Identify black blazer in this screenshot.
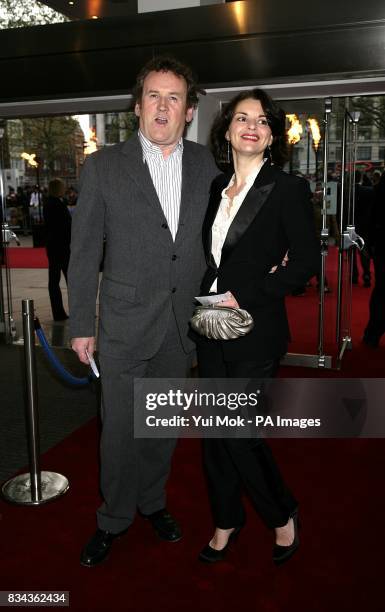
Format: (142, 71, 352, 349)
(43, 196, 72, 254)
(199, 162, 320, 361)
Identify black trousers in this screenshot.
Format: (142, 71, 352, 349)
(364, 250, 385, 341)
(197, 340, 297, 530)
(353, 247, 371, 284)
(46, 248, 70, 320)
(97, 312, 190, 533)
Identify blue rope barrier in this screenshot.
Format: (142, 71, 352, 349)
(34, 319, 95, 386)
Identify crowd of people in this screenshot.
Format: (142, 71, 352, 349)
(4, 183, 78, 229)
(2, 182, 77, 320)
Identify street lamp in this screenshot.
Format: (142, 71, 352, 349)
(21, 151, 43, 223)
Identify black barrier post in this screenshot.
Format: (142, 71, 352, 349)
(1, 299, 69, 505)
(24, 298, 41, 501)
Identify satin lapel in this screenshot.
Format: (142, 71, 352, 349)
(120, 134, 167, 225)
(203, 173, 229, 266)
(221, 174, 276, 264)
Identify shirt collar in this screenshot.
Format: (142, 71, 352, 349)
(222, 158, 267, 198)
(138, 130, 183, 160)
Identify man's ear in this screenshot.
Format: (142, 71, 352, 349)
(185, 106, 194, 124)
(134, 102, 140, 118)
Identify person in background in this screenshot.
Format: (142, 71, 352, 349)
(43, 178, 71, 321)
(16, 186, 29, 233)
(353, 170, 374, 287)
(66, 186, 78, 212)
(363, 171, 385, 347)
(29, 185, 41, 223)
(371, 170, 382, 186)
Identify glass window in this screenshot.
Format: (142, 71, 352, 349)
(358, 128, 372, 141)
(357, 146, 371, 160)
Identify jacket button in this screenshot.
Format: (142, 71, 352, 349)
(171, 288, 176, 293)
(161, 223, 168, 229)
(172, 254, 177, 261)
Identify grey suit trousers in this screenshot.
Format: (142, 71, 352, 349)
(97, 310, 190, 533)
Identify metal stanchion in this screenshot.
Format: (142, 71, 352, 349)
(317, 97, 332, 367)
(1, 299, 69, 505)
(336, 108, 360, 365)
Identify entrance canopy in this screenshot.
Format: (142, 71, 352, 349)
(1, 0, 385, 117)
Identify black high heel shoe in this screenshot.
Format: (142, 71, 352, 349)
(199, 526, 243, 563)
(273, 510, 300, 566)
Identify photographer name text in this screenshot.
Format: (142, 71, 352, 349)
(145, 415, 321, 429)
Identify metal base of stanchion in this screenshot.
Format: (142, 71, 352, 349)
(280, 352, 333, 369)
(1, 471, 69, 505)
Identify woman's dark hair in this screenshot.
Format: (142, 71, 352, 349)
(210, 88, 288, 170)
(132, 55, 200, 110)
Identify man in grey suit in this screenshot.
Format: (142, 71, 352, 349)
(68, 56, 218, 567)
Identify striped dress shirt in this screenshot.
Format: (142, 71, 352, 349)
(138, 130, 183, 241)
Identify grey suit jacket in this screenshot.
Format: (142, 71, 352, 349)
(68, 133, 218, 359)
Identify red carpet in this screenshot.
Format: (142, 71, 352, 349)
(285, 246, 384, 375)
(1, 247, 384, 610)
(4, 247, 48, 268)
(0, 422, 383, 611)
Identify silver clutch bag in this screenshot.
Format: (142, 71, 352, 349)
(190, 305, 254, 340)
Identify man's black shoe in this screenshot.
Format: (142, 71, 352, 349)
(144, 509, 182, 542)
(80, 528, 128, 567)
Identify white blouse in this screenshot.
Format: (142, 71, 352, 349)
(210, 160, 266, 292)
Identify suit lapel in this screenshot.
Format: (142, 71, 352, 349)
(121, 136, 203, 245)
(220, 163, 276, 264)
(203, 173, 229, 267)
(120, 134, 169, 226)
(174, 140, 201, 245)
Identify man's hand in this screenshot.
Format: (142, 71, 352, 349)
(71, 337, 95, 364)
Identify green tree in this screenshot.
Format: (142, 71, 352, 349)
(21, 116, 82, 179)
(106, 113, 138, 145)
(351, 96, 385, 137)
(0, 119, 11, 168)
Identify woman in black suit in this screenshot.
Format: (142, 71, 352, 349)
(197, 89, 320, 565)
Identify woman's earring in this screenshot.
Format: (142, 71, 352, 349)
(268, 144, 274, 165)
(227, 140, 231, 164)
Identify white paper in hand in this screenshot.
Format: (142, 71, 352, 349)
(85, 349, 100, 378)
(194, 291, 232, 306)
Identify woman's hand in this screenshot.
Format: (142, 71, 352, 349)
(269, 251, 289, 273)
(217, 292, 240, 308)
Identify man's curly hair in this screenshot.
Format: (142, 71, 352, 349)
(132, 55, 200, 109)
